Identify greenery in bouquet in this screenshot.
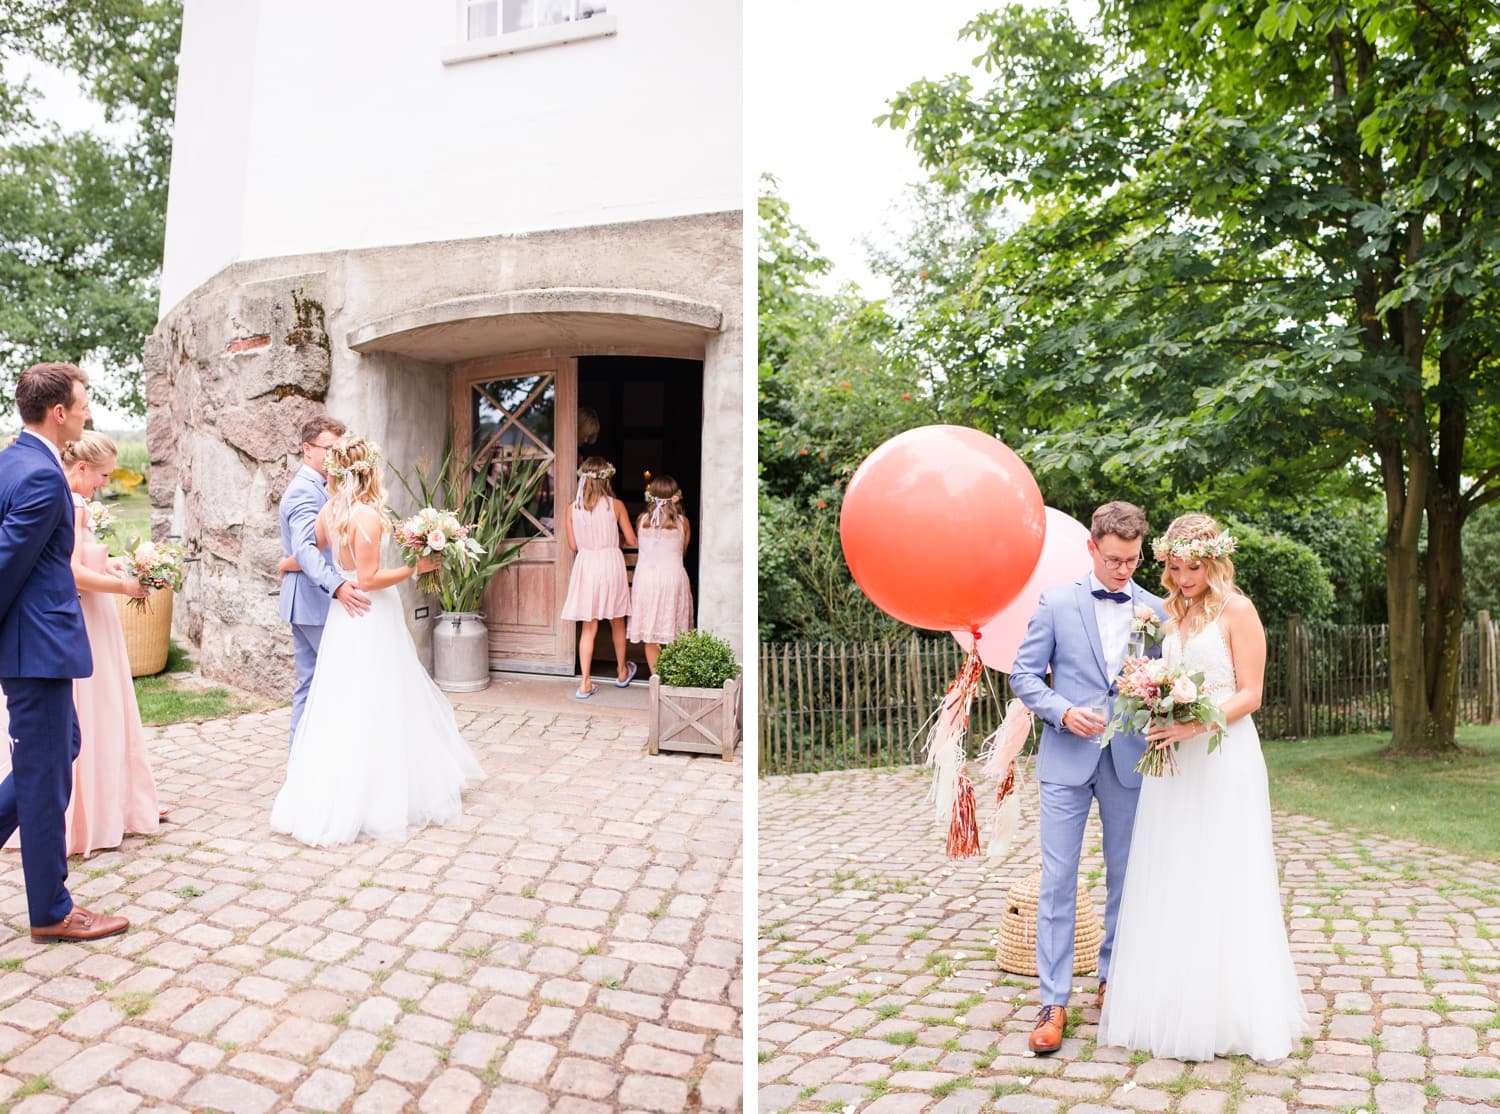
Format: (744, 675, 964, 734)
(1110, 656, 1227, 776)
(86, 499, 116, 540)
(655, 630, 741, 689)
(121, 537, 185, 611)
(390, 443, 548, 615)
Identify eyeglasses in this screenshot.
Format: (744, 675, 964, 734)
(306, 439, 339, 453)
(1101, 554, 1144, 570)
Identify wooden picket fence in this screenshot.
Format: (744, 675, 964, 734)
(758, 614, 1500, 775)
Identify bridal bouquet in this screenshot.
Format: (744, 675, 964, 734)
(392, 506, 483, 594)
(122, 538, 185, 611)
(1110, 657, 1226, 776)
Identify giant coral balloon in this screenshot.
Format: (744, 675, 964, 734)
(839, 425, 1045, 632)
(954, 506, 1093, 673)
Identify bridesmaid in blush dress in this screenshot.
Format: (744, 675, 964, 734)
(60, 432, 163, 854)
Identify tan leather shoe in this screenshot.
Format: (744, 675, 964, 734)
(30, 906, 129, 943)
(1029, 1004, 1066, 1054)
(1097, 981, 1106, 1011)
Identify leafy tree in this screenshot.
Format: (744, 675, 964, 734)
(0, 0, 180, 416)
(758, 179, 939, 639)
(1222, 518, 1334, 629)
(883, 0, 1500, 756)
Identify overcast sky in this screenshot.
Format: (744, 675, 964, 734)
(748, 1, 1098, 297)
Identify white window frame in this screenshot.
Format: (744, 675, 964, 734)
(443, 0, 618, 65)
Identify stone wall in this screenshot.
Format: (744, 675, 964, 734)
(145, 276, 338, 696)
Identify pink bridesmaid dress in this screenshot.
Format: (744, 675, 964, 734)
(560, 499, 631, 620)
(66, 495, 162, 853)
(0, 498, 162, 854)
(627, 524, 694, 644)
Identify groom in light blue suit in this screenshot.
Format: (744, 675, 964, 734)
(278, 416, 369, 747)
(1009, 501, 1165, 1054)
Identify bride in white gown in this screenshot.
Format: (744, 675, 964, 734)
(271, 435, 483, 847)
(1099, 514, 1309, 1062)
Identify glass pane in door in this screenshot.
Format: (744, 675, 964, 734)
(471, 374, 557, 539)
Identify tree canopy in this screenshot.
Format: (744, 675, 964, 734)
(881, 0, 1500, 754)
(0, 0, 180, 417)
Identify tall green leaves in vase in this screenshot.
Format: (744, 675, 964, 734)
(390, 444, 550, 616)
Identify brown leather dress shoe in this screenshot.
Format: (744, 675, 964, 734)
(1097, 981, 1107, 1011)
(1029, 1004, 1066, 1054)
(30, 906, 129, 943)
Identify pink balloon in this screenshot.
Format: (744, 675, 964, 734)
(953, 507, 1093, 673)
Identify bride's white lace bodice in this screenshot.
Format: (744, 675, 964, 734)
(1164, 615, 1237, 704)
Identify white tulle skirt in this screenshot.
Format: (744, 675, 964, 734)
(1099, 715, 1310, 1062)
(271, 582, 483, 847)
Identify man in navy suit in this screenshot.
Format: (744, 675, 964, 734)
(0, 362, 128, 942)
(1009, 501, 1166, 1052)
(278, 416, 369, 747)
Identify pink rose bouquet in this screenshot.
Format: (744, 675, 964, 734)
(122, 538, 185, 611)
(1110, 656, 1226, 776)
(392, 506, 483, 594)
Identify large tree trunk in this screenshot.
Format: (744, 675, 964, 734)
(1384, 529, 1438, 753)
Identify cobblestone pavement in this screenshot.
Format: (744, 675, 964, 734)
(0, 699, 744, 1112)
(758, 767, 1500, 1114)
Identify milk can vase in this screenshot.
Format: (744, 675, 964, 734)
(432, 611, 491, 692)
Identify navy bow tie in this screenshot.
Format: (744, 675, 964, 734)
(1092, 589, 1130, 604)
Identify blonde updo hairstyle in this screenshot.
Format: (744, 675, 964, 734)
(1159, 513, 1240, 635)
(63, 430, 118, 470)
(324, 435, 390, 552)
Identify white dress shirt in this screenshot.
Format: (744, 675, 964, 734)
(1090, 572, 1134, 683)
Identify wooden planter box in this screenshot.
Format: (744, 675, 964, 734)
(647, 675, 741, 761)
(113, 588, 173, 677)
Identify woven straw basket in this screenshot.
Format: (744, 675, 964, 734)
(114, 589, 173, 677)
(995, 867, 1104, 976)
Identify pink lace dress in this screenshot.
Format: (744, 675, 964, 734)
(627, 524, 694, 644)
(560, 499, 631, 621)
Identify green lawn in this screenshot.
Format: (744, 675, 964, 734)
(1262, 725, 1500, 861)
(133, 641, 265, 725)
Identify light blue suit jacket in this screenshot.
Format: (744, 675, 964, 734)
(1009, 576, 1166, 789)
(277, 465, 346, 626)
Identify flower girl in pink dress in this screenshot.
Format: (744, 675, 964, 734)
(561, 457, 638, 698)
(627, 475, 695, 674)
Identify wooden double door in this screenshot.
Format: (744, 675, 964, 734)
(453, 353, 702, 676)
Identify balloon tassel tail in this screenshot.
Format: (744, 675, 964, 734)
(922, 643, 985, 858)
(946, 767, 980, 859)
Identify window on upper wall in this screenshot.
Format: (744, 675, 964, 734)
(445, 0, 616, 63)
(466, 0, 608, 39)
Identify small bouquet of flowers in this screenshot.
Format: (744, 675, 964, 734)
(86, 500, 116, 540)
(1110, 657, 1226, 776)
(392, 506, 483, 594)
(1130, 604, 1163, 652)
(122, 538, 185, 610)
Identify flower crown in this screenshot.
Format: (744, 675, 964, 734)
(578, 464, 615, 481)
(644, 491, 679, 505)
(1152, 533, 1238, 561)
(325, 438, 382, 481)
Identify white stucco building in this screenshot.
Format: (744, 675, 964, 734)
(147, 0, 743, 693)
